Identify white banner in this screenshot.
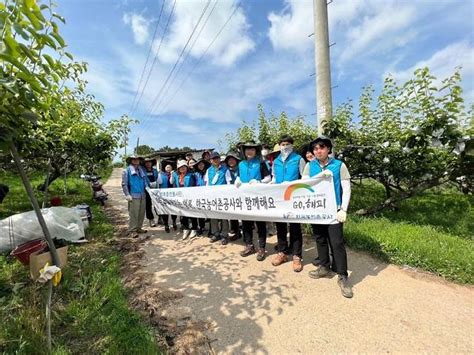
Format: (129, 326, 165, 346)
(148, 175, 338, 224)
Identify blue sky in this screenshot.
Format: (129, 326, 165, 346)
(57, 0, 474, 153)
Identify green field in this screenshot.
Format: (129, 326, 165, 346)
(0, 170, 158, 354)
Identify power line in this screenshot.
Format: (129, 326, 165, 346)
(144, 0, 212, 118)
(156, 4, 239, 116)
(132, 0, 177, 115)
(151, 0, 220, 115)
(129, 0, 166, 114)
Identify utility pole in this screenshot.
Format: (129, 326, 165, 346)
(313, 0, 333, 135)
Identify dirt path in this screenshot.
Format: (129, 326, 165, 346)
(105, 168, 473, 354)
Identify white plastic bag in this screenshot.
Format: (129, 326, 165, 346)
(0, 207, 86, 253)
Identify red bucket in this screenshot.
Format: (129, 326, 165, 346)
(11, 239, 48, 265)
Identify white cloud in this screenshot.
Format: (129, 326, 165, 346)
(340, 2, 417, 62)
(267, 0, 366, 53)
(123, 13, 150, 45)
(157, 0, 254, 66)
(386, 40, 474, 84)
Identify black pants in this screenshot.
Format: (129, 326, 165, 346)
(242, 221, 267, 248)
(145, 191, 156, 220)
(182, 216, 197, 230)
(230, 220, 240, 234)
(162, 214, 177, 227)
(276, 222, 302, 258)
(312, 223, 348, 276)
(198, 218, 206, 230)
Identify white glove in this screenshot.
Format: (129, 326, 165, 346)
(336, 209, 347, 223)
(37, 263, 62, 284)
(321, 170, 333, 178)
(125, 195, 133, 202)
(249, 179, 259, 184)
(235, 180, 242, 188)
(150, 182, 158, 188)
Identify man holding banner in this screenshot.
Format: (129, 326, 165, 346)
(271, 135, 307, 272)
(303, 136, 353, 298)
(235, 142, 272, 261)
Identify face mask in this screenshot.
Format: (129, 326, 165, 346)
(280, 145, 293, 155)
(261, 149, 269, 157)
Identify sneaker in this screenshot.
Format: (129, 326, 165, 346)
(165, 226, 170, 233)
(272, 252, 288, 266)
(149, 219, 156, 228)
(209, 234, 221, 243)
(189, 230, 197, 239)
(312, 256, 322, 267)
(221, 237, 228, 246)
(308, 266, 331, 279)
(240, 245, 256, 257)
(293, 256, 303, 272)
(182, 229, 191, 240)
(256, 248, 266, 261)
(338, 275, 353, 298)
(137, 229, 148, 234)
(229, 232, 241, 241)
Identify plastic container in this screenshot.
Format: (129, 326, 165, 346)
(10, 239, 48, 265)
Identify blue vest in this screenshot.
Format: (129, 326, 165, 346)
(309, 158, 343, 207)
(194, 172, 205, 186)
(172, 172, 195, 187)
(273, 152, 301, 183)
(127, 166, 148, 194)
(207, 165, 228, 186)
(238, 158, 262, 183)
(159, 172, 170, 188)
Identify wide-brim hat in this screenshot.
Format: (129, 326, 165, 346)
(240, 141, 262, 157)
(195, 159, 211, 171)
(210, 151, 221, 160)
(142, 157, 157, 166)
(309, 136, 333, 151)
(266, 144, 281, 160)
(126, 154, 144, 165)
(225, 151, 241, 165)
(160, 159, 176, 171)
(177, 160, 188, 169)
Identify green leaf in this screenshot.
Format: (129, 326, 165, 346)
(43, 53, 55, 68)
(23, 7, 43, 30)
(52, 12, 66, 24)
(0, 53, 32, 75)
(18, 43, 37, 62)
(3, 33, 19, 54)
(25, 0, 36, 8)
(50, 32, 65, 47)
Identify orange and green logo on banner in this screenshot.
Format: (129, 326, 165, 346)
(284, 183, 315, 200)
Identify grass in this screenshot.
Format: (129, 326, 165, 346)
(344, 181, 473, 284)
(0, 168, 159, 354)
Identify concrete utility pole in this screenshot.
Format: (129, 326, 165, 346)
(313, 0, 333, 135)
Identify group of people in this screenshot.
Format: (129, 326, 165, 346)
(121, 135, 353, 298)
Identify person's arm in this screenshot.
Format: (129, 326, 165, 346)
(204, 170, 209, 186)
(156, 172, 162, 186)
(302, 162, 310, 179)
(169, 172, 175, 186)
(122, 169, 133, 201)
(340, 163, 351, 211)
(298, 158, 306, 177)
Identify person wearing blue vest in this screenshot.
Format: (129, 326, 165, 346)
(159, 163, 177, 233)
(122, 154, 150, 238)
(170, 160, 198, 240)
(235, 142, 272, 261)
(143, 158, 159, 228)
(271, 135, 306, 272)
(302, 136, 353, 298)
(193, 159, 210, 235)
(225, 151, 242, 241)
(204, 151, 232, 245)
